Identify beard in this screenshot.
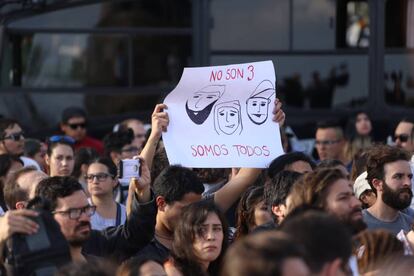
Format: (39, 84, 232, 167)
(382, 181, 413, 210)
(338, 207, 367, 235)
(68, 221, 91, 247)
(185, 101, 217, 125)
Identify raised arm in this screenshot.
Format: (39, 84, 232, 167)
(140, 103, 169, 169)
(214, 168, 261, 211)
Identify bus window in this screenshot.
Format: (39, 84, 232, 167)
(210, 0, 290, 51)
(211, 54, 368, 110)
(384, 0, 414, 107)
(211, 0, 369, 110)
(8, 1, 191, 29)
(293, 0, 336, 50)
(345, 1, 369, 48)
(0, 0, 193, 132)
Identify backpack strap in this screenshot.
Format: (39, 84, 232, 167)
(115, 203, 122, 226)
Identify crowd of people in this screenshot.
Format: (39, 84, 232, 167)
(0, 99, 414, 276)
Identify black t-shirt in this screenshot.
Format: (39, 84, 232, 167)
(134, 238, 170, 263)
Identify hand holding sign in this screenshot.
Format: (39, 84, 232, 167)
(272, 98, 285, 126)
(151, 103, 169, 139)
(162, 60, 284, 168)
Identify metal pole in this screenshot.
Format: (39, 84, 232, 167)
(368, 0, 385, 115)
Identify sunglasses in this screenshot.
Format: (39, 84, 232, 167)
(2, 131, 24, 141)
(49, 135, 76, 144)
(393, 134, 410, 143)
(68, 123, 87, 130)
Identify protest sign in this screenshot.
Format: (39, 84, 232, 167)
(163, 60, 284, 168)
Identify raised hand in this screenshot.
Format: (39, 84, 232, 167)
(129, 156, 151, 204)
(272, 98, 286, 126)
(151, 103, 169, 139)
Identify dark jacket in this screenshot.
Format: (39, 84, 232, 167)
(82, 193, 157, 262)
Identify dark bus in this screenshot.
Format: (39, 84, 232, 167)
(0, 0, 413, 140)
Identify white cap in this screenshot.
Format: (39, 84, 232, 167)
(353, 171, 372, 198)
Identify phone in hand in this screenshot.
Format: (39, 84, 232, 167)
(118, 159, 140, 182)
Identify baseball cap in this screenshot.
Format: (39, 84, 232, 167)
(354, 171, 372, 199)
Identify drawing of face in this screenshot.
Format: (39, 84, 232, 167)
(214, 100, 242, 135)
(186, 85, 224, 125)
(246, 80, 275, 125)
(218, 106, 239, 134)
(246, 97, 270, 125)
(187, 92, 220, 112)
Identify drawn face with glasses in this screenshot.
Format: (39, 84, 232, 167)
(52, 190, 93, 245)
(61, 116, 87, 142)
(86, 162, 117, 197)
(0, 124, 25, 155)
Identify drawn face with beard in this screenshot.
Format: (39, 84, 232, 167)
(186, 86, 224, 125)
(381, 160, 413, 210)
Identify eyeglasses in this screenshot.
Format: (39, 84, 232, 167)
(2, 131, 24, 141)
(134, 134, 146, 139)
(53, 205, 96, 220)
(315, 140, 340, 146)
(85, 173, 114, 182)
(68, 123, 87, 130)
(393, 134, 410, 143)
(49, 135, 76, 144)
(121, 146, 140, 153)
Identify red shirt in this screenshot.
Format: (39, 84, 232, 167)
(74, 136, 104, 155)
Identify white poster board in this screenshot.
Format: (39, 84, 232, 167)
(163, 60, 284, 168)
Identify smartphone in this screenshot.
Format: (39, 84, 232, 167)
(118, 159, 140, 181)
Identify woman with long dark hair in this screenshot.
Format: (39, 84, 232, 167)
(345, 111, 374, 162)
(234, 186, 272, 240)
(164, 200, 229, 276)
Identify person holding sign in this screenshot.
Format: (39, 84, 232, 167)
(133, 97, 285, 263)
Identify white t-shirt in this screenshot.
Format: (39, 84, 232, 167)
(20, 156, 41, 171)
(90, 203, 127, 231)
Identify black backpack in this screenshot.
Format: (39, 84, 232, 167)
(6, 197, 72, 276)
